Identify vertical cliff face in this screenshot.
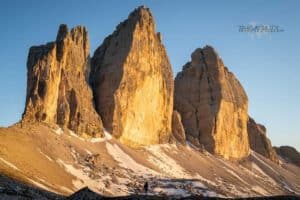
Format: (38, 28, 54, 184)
(171, 110, 186, 145)
(23, 24, 103, 137)
(174, 46, 250, 159)
(90, 6, 174, 147)
(248, 117, 279, 163)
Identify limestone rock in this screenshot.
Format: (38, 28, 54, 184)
(171, 111, 186, 145)
(274, 146, 300, 167)
(23, 24, 103, 137)
(90, 6, 174, 146)
(247, 117, 279, 163)
(174, 46, 250, 159)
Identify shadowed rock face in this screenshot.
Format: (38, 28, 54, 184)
(90, 6, 174, 146)
(247, 117, 279, 163)
(275, 146, 300, 167)
(23, 24, 103, 137)
(171, 110, 186, 145)
(174, 46, 250, 159)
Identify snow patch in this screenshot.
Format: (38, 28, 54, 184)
(85, 149, 92, 155)
(186, 142, 200, 151)
(251, 151, 278, 175)
(106, 142, 156, 175)
(69, 130, 85, 141)
(194, 174, 217, 187)
(153, 187, 189, 197)
(282, 180, 299, 195)
(57, 157, 130, 195)
(104, 130, 112, 140)
(224, 167, 248, 186)
(59, 186, 74, 194)
(149, 179, 219, 197)
(251, 185, 269, 195)
(37, 148, 53, 162)
(57, 159, 104, 191)
(0, 157, 19, 171)
(146, 145, 188, 177)
(90, 130, 112, 143)
(27, 178, 54, 192)
(251, 163, 268, 176)
(90, 137, 105, 143)
(54, 127, 63, 135)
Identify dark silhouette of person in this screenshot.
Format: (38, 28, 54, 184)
(143, 181, 149, 193)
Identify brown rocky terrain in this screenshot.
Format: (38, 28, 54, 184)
(174, 46, 250, 159)
(22, 24, 103, 137)
(275, 146, 300, 167)
(90, 6, 173, 147)
(0, 124, 299, 198)
(247, 117, 279, 163)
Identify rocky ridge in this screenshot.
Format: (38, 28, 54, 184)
(275, 146, 300, 167)
(247, 117, 279, 163)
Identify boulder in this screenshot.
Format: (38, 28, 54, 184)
(174, 46, 250, 159)
(90, 6, 173, 146)
(23, 24, 103, 137)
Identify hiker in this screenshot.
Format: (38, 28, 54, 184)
(143, 181, 149, 193)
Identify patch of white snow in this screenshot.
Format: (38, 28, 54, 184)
(37, 148, 53, 162)
(54, 128, 63, 135)
(106, 142, 156, 175)
(0, 157, 19, 171)
(146, 145, 188, 177)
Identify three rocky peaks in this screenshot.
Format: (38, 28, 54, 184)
(22, 6, 278, 161)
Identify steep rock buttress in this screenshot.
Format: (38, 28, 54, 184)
(248, 117, 279, 163)
(23, 24, 103, 137)
(174, 46, 250, 159)
(90, 6, 173, 146)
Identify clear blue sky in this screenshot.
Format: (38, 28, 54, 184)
(0, 0, 299, 150)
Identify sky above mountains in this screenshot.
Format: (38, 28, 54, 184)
(0, 0, 299, 150)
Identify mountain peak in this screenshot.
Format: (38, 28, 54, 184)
(175, 46, 249, 159)
(56, 24, 69, 41)
(125, 6, 155, 30)
(90, 6, 173, 147)
(129, 5, 152, 18)
(22, 24, 103, 137)
(191, 45, 220, 66)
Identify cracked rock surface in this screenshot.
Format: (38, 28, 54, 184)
(23, 24, 103, 137)
(174, 46, 250, 159)
(90, 6, 173, 146)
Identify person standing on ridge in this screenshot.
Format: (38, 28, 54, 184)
(143, 181, 149, 194)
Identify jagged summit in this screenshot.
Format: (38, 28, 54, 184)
(129, 5, 153, 18)
(126, 5, 155, 28)
(89, 7, 156, 88)
(56, 24, 69, 41)
(90, 6, 173, 147)
(190, 45, 220, 62)
(23, 24, 103, 137)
